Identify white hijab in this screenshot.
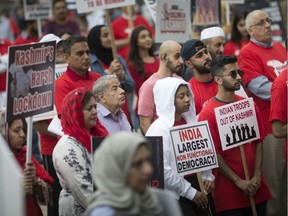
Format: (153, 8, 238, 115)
(86, 132, 162, 216)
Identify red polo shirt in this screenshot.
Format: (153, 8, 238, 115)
(55, 67, 101, 115)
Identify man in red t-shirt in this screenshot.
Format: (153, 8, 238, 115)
(238, 10, 287, 216)
(199, 55, 271, 214)
(181, 39, 216, 115)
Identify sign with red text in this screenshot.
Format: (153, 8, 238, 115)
(23, 0, 52, 20)
(170, 121, 218, 176)
(192, 0, 220, 26)
(214, 98, 260, 151)
(155, 0, 191, 43)
(75, 0, 135, 14)
(6, 41, 56, 122)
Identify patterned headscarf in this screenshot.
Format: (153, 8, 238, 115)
(61, 87, 109, 153)
(85, 132, 162, 216)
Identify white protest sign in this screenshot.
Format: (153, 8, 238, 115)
(143, 0, 157, 23)
(214, 98, 260, 151)
(155, 0, 191, 43)
(75, 0, 135, 14)
(170, 121, 218, 176)
(23, 0, 52, 20)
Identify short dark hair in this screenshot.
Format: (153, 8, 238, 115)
(62, 35, 87, 55)
(53, 0, 66, 8)
(210, 55, 238, 77)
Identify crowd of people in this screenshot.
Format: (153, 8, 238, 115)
(0, 0, 287, 216)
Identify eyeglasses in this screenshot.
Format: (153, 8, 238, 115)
(249, 18, 272, 28)
(218, 70, 243, 79)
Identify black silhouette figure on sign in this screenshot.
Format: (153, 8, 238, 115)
(251, 126, 256, 138)
(230, 126, 236, 143)
(245, 123, 251, 138)
(236, 125, 242, 141)
(225, 134, 231, 145)
(240, 124, 246, 140)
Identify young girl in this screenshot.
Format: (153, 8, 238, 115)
(146, 77, 215, 216)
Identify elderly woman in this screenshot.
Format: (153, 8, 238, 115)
(86, 132, 162, 216)
(0, 109, 53, 216)
(53, 87, 109, 216)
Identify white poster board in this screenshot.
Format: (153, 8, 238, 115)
(155, 0, 191, 43)
(170, 121, 218, 176)
(75, 0, 135, 14)
(214, 98, 260, 151)
(0, 135, 24, 216)
(23, 0, 52, 20)
(143, 0, 157, 23)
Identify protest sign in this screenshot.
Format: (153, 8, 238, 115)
(6, 41, 56, 122)
(214, 97, 260, 151)
(23, 0, 52, 20)
(32, 63, 68, 123)
(155, 0, 191, 43)
(192, 0, 220, 26)
(92, 136, 164, 189)
(143, 0, 157, 24)
(75, 0, 135, 13)
(169, 121, 218, 176)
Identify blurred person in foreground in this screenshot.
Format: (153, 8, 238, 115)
(85, 132, 162, 216)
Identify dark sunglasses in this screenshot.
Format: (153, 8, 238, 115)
(218, 70, 243, 79)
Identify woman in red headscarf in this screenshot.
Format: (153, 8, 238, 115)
(52, 87, 108, 216)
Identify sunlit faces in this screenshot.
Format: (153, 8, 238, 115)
(137, 29, 153, 50)
(189, 47, 212, 74)
(165, 44, 184, 74)
(175, 85, 190, 115)
(127, 145, 153, 193)
(8, 119, 26, 153)
(66, 42, 90, 75)
(248, 12, 272, 44)
(100, 26, 112, 49)
(219, 63, 242, 92)
(206, 37, 225, 59)
(237, 18, 249, 38)
(83, 96, 97, 130)
(102, 78, 125, 112)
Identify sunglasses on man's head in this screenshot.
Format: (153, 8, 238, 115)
(218, 70, 243, 79)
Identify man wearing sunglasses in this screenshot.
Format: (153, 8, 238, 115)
(198, 55, 271, 215)
(238, 10, 287, 216)
(181, 39, 247, 115)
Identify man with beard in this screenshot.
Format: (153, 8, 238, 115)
(201, 27, 225, 59)
(198, 55, 271, 215)
(43, 0, 80, 36)
(138, 40, 183, 134)
(181, 39, 215, 114)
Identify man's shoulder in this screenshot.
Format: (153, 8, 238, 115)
(89, 71, 102, 80)
(141, 73, 159, 88)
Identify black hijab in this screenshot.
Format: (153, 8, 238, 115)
(87, 25, 114, 66)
